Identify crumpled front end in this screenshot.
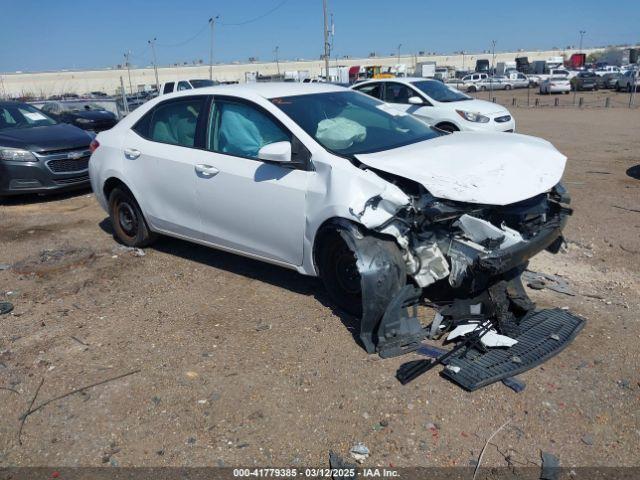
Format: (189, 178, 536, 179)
(348, 177, 574, 360)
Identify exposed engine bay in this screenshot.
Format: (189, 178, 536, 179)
(335, 173, 582, 389)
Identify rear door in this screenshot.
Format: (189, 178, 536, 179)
(123, 95, 209, 236)
(194, 96, 309, 265)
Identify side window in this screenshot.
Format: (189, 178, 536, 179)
(177, 81, 192, 91)
(162, 82, 175, 94)
(384, 83, 415, 104)
(354, 83, 382, 99)
(208, 99, 290, 159)
(133, 97, 205, 148)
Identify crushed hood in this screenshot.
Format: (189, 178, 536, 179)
(355, 132, 567, 206)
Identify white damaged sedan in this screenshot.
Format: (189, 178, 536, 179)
(89, 83, 574, 360)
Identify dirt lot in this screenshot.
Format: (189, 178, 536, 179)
(1, 95, 639, 470)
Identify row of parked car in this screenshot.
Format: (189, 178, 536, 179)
(446, 65, 639, 95)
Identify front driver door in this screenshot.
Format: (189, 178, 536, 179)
(194, 96, 309, 266)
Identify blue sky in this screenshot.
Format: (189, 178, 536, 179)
(1, 0, 638, 72)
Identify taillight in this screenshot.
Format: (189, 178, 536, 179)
(89, 139, 100, 153)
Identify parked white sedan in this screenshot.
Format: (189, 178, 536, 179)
(539, 76, 571, 94)
(351, 78, 515, 133)
(88, 83, 570, 355)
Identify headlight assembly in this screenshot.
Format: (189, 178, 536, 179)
(456, 110, 490, 123)
(0, 148, 37, 162)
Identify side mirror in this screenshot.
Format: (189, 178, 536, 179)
(257, 141, 292, 163)
(408, 96, 424, 105)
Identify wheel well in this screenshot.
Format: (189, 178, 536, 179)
(312, 217, 403, 275)
(103, 177, 131, 200)
(435, 122, 459, 132)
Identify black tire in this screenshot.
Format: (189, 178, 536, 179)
(316, 231, 406, 317)
(505, 84, 512, 90)
(108, 187, 157, 247)
(468, 86, 477, 93)
(628, 84, 632, 93)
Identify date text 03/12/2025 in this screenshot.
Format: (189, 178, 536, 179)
(232, 468, 400, 477)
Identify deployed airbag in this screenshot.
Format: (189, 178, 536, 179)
(316, 117, 366, 150)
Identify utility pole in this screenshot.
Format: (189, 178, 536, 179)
(209, 16, 219, 81)
(573, 31, 585, 105)
(274, 46, 280, 76)
(397, 43, 402, 64)
(490, 40, 496, 99)
(124, 51, 134, 96)
(148, 38, 160, 92)
(323, 0, 330, 82)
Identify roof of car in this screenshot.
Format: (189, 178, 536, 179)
(190, 82, 347, 99)
(356, 77, 437, 85)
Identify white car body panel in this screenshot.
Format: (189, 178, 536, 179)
(89, 83, 566, 279)
(352, 78, 515, 133)
(355, 132, 567, 206)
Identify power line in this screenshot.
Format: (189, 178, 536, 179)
(156, 22, 210, 48)
(221, 0, 289, 26)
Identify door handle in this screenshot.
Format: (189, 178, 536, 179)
(195, 164, 219, 177)
(124, 148, 141, 160)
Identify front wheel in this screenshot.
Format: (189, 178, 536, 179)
(505, 84, 512, 90)
(108, 187, 157, 247)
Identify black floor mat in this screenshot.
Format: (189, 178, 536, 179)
(441, 308, 585, 391)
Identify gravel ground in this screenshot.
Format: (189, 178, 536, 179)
(0, 99, 639, 470)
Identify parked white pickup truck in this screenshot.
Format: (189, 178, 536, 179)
(159, 79, 218, 95)
(446, 72, 489, 91)
(528, 69, 575, 86)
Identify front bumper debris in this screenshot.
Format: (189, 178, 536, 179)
(441, 308, 585, 391)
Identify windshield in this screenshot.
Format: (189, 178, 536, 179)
(271, 91, 441, 156)
(0, 103, 57, 131)
(189, 79, 217, 88)
(411, 80, 471, 103)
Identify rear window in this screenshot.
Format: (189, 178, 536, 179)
(133, 97, 206, 148)
(162, 82, 175, 94)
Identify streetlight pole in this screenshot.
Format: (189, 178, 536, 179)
(274, 46, 280, 76)
(148, 38, 159, 92)
(573, 31, 585, 105)
(124, 51, 134, 96)
(322, 0, 330, 82)
(209, 16, 219, 81)
(490, 40, 496, 99)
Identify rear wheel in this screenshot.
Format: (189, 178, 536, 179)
(108, 187, 157, 247)
(505, 84, 512, 90)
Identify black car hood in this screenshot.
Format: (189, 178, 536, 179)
(0, 123, 92, 152)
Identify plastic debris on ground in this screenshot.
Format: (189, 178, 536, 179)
(447, 322, 518, 348)
(501, 376, 526, 393)
(349, 443, 370, 463)
(328, 451, 357, 480)
(0, 264, 10, 271)
(540, 451, 560, 480)
(522, 270, 574, 296)
(0, 302, 14, 316)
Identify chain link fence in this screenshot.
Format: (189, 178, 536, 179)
(469, 87, 639, 109)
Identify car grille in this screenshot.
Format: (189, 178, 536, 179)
(53, 174, 89, 185)
(48, 157, 90, 173)
(494, 115, 512, 123)
(33, 148, 91, 174)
